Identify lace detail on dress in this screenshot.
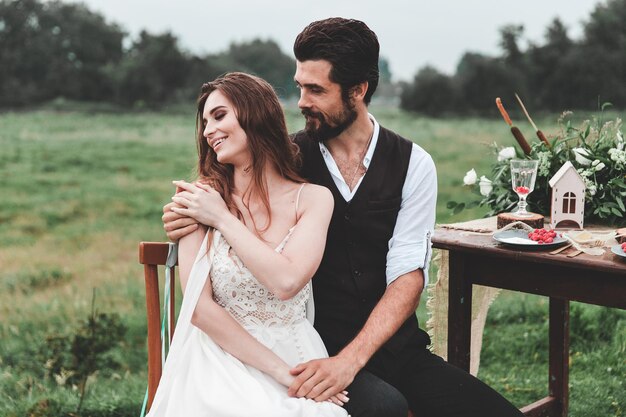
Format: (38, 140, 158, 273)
(210, 233, 310, 349)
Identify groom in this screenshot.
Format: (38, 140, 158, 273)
(164, 17, 523, 417)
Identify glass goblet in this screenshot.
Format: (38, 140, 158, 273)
(510, 159, 538, 218)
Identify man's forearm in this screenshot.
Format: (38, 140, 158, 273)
(337, 270, 424, 369)
(286, 271, 424, 401)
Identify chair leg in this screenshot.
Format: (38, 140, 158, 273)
(144, 264, 162, 410)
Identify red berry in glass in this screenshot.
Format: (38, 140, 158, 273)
(510, 160, 538, 218)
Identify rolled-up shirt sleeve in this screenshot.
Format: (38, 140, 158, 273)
(385, 143, 437, 286)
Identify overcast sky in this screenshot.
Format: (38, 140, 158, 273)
(64, 0, 601, 81)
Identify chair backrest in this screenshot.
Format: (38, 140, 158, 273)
(139, 242, 178, 411)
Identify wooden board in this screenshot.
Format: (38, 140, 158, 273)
(497, 212, 544, 229)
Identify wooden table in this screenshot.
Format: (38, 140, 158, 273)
(432, 228, 626, 417)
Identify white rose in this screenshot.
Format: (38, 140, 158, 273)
(588, 184, 597, 196)
(591, 159, 606, 171)
(463, 169, 477, 185)
(478, 176, 493, 196)
(572, 148, 592, 166)
(497, 147, 516, 162)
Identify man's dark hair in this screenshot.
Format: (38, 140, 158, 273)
(293, 17, 380, 105)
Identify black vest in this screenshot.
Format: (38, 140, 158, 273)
(294, 127, 430, 362)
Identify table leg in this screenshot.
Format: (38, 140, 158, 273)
(549, 297, 569, 417)
(447, 251, 472, 372)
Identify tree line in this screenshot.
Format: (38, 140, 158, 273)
(1, 0, 624, 112)
(400, 0, 626, 115)
(0, 0, 397, 109)
(0, 0, 300, 108)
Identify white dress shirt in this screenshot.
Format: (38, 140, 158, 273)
(318, 114, 437, 286)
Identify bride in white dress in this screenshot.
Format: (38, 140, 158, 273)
(148, 72, 349, 417)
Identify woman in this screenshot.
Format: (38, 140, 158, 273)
(147, 73, 349, 417)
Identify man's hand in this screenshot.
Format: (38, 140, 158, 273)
(170, 180, 231, 228)
(287, 355, 359, 402)
(287, 271, 424, 403)
(162, 201, 198, 242)
(272, 361, 350, 406)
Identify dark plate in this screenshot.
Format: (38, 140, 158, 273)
(493, 229, 568, 248)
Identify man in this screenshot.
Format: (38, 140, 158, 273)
(164, 17, 523, 417)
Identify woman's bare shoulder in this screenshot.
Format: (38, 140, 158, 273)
(297, 183, 333, 211)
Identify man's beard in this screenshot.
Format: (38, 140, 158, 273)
(301, 97, 357, 142)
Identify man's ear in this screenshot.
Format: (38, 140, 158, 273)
(350, 81, 369, 101)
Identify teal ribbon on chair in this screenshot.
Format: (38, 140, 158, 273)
(162, 243, 178, 365)
(139, 242, 178, 417)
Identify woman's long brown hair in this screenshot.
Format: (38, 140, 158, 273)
(196, 72, 304, 237)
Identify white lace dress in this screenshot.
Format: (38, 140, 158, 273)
(146, 229, 349, 417)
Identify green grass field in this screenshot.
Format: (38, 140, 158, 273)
(0, 107, 624, 416)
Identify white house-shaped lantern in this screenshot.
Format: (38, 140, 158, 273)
(548, 161, 586, 229)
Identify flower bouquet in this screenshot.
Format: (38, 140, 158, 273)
(449, 101, 626, 227)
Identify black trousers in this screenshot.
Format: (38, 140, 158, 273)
(342, 340, 524, 417)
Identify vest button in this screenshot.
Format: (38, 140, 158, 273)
(353, 270, 361, 276)
(344, 214, 350, 221)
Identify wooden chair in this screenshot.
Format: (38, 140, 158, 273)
(139, 241, 177, 411)
(139, 241, 416, 417)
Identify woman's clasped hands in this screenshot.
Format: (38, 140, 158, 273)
(170, 180, 230, 228)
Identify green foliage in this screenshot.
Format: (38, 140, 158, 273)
(456, 53, 525, 115)
(41, 290, 127, 412)
(400, 66, 458, 116)
(0, 0, 299, 109)
(451, 110, 626, 226)
(1, 267, 72, 293)
(570, 303, 626, 350)
(526, 18, 575, 110)
(400, 0, 626, 114)
(222, 39, 297, 98)
(0, 0, 125, 106)
(378, 57, 392, 84)
(499, 24, 525, 66)
(26, 399, 65, 417)
(116, 31, 190, 106)
(480, 293, 626, 415)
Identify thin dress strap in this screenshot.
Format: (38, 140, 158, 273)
(294, 183, 306, 222)
(274, 184, 307, 253)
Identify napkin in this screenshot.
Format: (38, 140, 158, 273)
(562, 230, 615, 256)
